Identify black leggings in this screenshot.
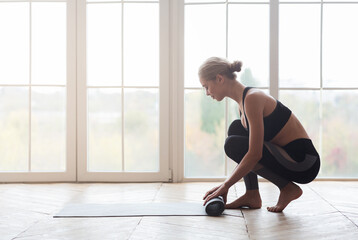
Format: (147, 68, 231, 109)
(225, 119, 320, 190)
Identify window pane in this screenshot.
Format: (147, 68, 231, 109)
(322, 90, 358, 177)
(88, 88, 122, 172)
(31, 3, 66, 85)
(323, 5, 358, 88)
(279, 90, 320, 153)
(279, 4, 320, 88)
(185, 4, 226, 88)
(124, 89, 159, 172)
(123, 3, 159, 87)
(0, 3, 29, 85)
(0, 87, 29, 172)
(31, 87, 66, 172)
(185, 90, 225, 177)
(87, 4, 122, 86)
(228, 4, 269, 87)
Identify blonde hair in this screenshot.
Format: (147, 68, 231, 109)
(198, 57, 242, 81)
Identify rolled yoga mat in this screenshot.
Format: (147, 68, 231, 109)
(204, 196, 225, 216)
(54, 202, 228, 218)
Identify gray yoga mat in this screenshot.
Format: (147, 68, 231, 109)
(54, 202, 214, 218)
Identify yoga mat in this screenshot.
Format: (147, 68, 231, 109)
(54, 202, 217, 218)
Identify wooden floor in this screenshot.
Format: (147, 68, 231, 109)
(0, 181, 357, 240)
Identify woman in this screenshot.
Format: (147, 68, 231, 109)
(200, 57, 320, 212)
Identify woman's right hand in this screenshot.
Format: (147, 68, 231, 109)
(203, 183, 228, 206)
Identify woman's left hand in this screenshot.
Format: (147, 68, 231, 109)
(203, 183, 229, 206)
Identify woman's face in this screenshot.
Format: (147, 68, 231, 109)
(200, 75, 226, 101)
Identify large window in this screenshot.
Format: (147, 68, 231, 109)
(0, 0, 76, 181)
(77, 0, 170, 181)
(184, 0, 358, 179)
(0, 0, 357, 182)
(86, 1, 159, 172)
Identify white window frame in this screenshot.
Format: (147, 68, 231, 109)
(176, 0, 358, 182)
(76, 0, 171, 182)
(0, 0, 77, 182)
(2, 0, 357, 183)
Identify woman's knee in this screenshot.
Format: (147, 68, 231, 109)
(224, 135, 249, 162)
(228, 119, 248, 137)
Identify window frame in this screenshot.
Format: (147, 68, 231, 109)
(0, 0, 76, 182)
(76, 0, 171, 182)
(178, 0, 358, 182)
(1, 0, 358, 182)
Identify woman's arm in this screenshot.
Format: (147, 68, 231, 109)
(203, 92, 266, 205)
(224, 92, 265, 188)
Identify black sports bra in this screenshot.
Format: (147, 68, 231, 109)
(241, 87, 292, 141)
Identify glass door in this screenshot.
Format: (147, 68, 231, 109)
(0, 0, 76, 182)
(77, 0, 170, 181)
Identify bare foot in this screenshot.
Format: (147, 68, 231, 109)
(226, 190, 262, 209)
(267, 182, 303, 213)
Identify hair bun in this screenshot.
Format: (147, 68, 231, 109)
(230, 61, 242, 73)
